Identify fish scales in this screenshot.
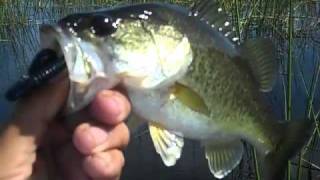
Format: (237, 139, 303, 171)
(181, 45, 271, 143)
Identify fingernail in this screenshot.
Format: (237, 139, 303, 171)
(109, 95, 122, 118)
(97, 91, 122, 118)
(86, 126, 108, 147)
(92, 91, 121, 119)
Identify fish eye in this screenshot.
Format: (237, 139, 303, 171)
(59, 14, 91, 36)
(90, 14, 117, 37)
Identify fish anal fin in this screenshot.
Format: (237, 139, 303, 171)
(171, 83, 209, 116)
(237, 38, 278, 92)
(149, 122, 184, 167)
(205, 140, 244, 179)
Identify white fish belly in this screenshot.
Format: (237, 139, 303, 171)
(128, 88, 221, 140)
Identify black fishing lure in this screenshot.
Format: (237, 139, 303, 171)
(5, 49, 66, 101)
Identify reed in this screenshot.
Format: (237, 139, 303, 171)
(286, 0, 294, 179)
(220, 1, 319, 179)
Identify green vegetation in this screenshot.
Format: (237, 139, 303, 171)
(0, 0, 319, 179)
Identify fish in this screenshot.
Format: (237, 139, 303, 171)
(39, 1, 313, 179)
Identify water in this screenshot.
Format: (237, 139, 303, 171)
(0, 1, 319, 179)
(0, 41, 19, 121)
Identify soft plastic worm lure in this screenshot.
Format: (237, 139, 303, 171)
(5, 49, 66, 101)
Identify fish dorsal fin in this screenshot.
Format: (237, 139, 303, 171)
(149, 122, 184, 166)
(238, 38, 278, 92)
(205, 140, 244, 179)
(190, 0, 239, 43)
(171, 83, 210, 116)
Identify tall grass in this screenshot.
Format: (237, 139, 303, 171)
(0, 0, 319, 179)
(287, 0, 294, 179)
(219, 1, 319, 179)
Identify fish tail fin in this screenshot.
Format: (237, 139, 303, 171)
(260, 120, 313, 180)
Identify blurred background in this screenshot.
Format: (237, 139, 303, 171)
(0, 0, 319, 179)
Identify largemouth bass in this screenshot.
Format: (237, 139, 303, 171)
(39, 2, 313, 179)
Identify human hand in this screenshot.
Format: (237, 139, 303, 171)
(0, 77, 131, 180)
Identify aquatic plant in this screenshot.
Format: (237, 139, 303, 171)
(215, 1, 319, 179)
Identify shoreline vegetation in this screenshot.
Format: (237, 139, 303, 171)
(0, 0, 319, 179)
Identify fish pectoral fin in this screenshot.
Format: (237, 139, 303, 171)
(237, 39, 278, 92)
(149, 122, 184, 166)
(205, 140, 244, 179)
(171, 83, 210, 116)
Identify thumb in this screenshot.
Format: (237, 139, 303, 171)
(0, 76, 69, 178)
(12, 76, 69, 141)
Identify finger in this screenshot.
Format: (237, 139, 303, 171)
(92, 123, 129, 153)
(62, 89, 131, 132)
(89, 90, 131, 125)
(0, 77, 69, 178)
(55, 143, 90, 180)
(12, 76, 69, 140)
(83, 149, 124, 180)
(73, 122, 129, 155)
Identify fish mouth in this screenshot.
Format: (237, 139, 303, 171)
(39, 24, 118, 113)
